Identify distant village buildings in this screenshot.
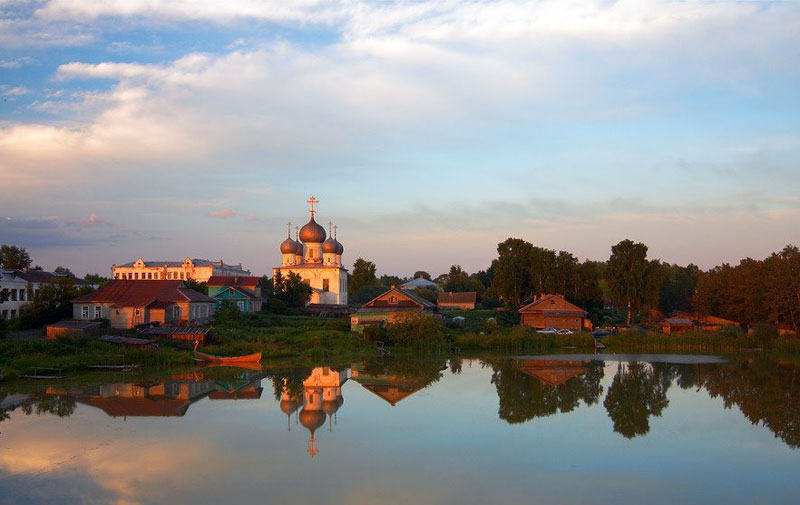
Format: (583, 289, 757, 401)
(437, 291, 477, 310)
(518, 294, 590, 332)
(273, 196, 348, 306)
(111, 258, 250, 283)
(0, 268, 96, 320)
(207, 276, 263, 313)
(351, 286, 436, 332)
(71, 279, 217, 329)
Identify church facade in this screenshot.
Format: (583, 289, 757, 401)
(273, 197, 348, 306)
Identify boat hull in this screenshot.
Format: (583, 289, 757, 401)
(193, 351, 262, 364)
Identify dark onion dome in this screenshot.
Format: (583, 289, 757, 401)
(335, 239, 344, 255)
(322, 237, 338, 254)
(280, 237, 298, 254)
(299, 217, 326, 243)
(299, 409, 326, 433)
(294, 240, 304, 255)
(322, 400, 340, 416)
(280, 398, 301, 415)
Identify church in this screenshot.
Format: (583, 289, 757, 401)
(273, 197, 348, 306)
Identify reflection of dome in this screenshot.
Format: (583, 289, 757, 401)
(299, 217, 326, 243)
(322, 400, 340, 416)
(280, 398, 300, 415)
(280, 237, 298, 254)
(322, 237, 338, 254)
(299, 409, 326, 433)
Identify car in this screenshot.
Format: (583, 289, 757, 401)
(537, 327, 559, 334)
(556, 329, 574, 335)
(592, 329, 611, 337)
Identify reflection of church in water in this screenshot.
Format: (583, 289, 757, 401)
(280, 367, 348, 457)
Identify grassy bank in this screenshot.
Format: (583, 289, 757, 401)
(603, 329, 800, 355)
(0, 338, 193, 379)
(453, 326, 596, 352)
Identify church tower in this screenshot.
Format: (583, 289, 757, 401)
(272, 196, 349, 306)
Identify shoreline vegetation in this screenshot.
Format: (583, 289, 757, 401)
(2, 309, 800, 382)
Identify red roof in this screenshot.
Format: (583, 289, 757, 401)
(206, 276, 260, 289)
(72, 280, 215, 307)
(437, 291, 477, 304)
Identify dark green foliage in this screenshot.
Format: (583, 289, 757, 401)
(10, 278, 92, 330)
(385, 313, 445, 349)
(53, 266, 73, 276)
(184, 279, 208, 295)
(751, 323, 779, 348)
(658, 263, 701, 315)
(455, 326, 594, 352)
(379, 274, 404, 287)
(607, 239, 650, 325)
(259, 275, 273, 297)
(267, 298, 287, 312)
(215, 300, 246, 327)
(84, 274, 110, 288)
(413, 271, 431, 280)
(412, 286, 439, 304)
(604, 362, 670, 438)
(349, 258, 377, 296)
(350, 285, 387, 305)
(443, 264, 483, 293)
(272, 271, 312, 307)
(0, 244, 32, 270)
(361, 324, 387, 344)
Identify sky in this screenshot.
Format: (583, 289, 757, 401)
(1, 0, 799, 278)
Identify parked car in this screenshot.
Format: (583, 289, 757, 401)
(537, 327, 559, 334)
(556, 329, 574, 335)
(592, 329, 611, 338)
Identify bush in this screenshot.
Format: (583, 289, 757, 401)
(267, 298, 287, 313)
(362, 325, 387, 344)
(751, 323, 780, 348)
(386, 313, 445, 349)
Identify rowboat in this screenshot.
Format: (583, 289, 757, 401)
(193, 341, 261, 364)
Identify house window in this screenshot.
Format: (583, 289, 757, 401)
(19, 289, 25, 301)
(10, 290, 16, 301)
(323, 279, 329, 291)
(229, 288, 235, 295)
(237, 301, 245, 311)
(389, 296, 397, 305)
(94, 306, 102, 319)
(82, 305, 89, 319)
(10, 309, 16, 317)
(173, 306, 180, 320)
(1, 310, 7, 319)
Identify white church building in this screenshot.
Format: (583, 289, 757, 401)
(273, 197, 348, 306)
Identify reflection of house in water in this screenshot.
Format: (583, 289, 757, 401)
(517, 360, 590, 387)
(53, 375, 217, 418)
(350, 369, 424, 406)
(208, 373, 264, 400)
(289, 367, 349, 457)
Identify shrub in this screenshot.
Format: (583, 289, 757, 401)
(267, 298, 287, 313)
(386, 313, 445, 349)
(362, 325, 387, 344)
(751, 323, 780, 348)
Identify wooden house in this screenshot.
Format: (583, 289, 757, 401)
(662, 317, 696, 334)
(518, 294, 588, 332)
(45, 320, 104, 340)
(437, 291, 477, 310)
(207, 276, 263, 313)
(517, 359, 590, 387)
(351, 286, 436, 333)
(71, 280, 216, 329)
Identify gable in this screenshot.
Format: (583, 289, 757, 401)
(363, 288, 425, 309)
(518, 294, 586, 315)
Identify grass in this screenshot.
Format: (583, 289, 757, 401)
(0, 338, 192, 379)
(453, 325, 595, 352)
(603, 329, 800, 355)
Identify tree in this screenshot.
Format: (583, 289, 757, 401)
(258, 275, 273, 298)
(84, 274, 110, 288)
(379, 274, 404, 287)
(0, 245, 32, 270)
(607, 239, 650, 325)
(53, 266, 73, 276)
(413, 271, 431, 280)
(184, 279, 208, 295)
(274, 271, 312, 307)
(350, 258, 377, 296)
(603, 362, 669, 438)
(658, 263, 701, 315)
(491, 238, 535, 308)
(444, 265, 471, 292)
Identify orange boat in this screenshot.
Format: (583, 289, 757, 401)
(192, 341, 262, 364)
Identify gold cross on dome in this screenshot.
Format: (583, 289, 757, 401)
(286, 222, 292, 237)
(328, 221, 333, 234)
(307, 196, 319, 218)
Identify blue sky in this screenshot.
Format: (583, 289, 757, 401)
(1, 0, 799, 277)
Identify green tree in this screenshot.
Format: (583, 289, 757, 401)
(491, 238, 535, 308)
(607, 239, 650, 325)
(184, 279, 208, 295)
(274, 271, 312, 307)
(603, 362, 669, 438)
(413, 271, 431, 280)
(0, 245, 32, 270)
(350, 258, 377, 296)
(53, 266, 73, 276)
(258, 275, 273, 298)
(444, 265, 472, 292)
(658, 263, 701, 315)
(84, 274, 110, 288)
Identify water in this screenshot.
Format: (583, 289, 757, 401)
(1, 354, 799, 505)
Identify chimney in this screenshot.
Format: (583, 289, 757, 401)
(390, 284, 396, 289)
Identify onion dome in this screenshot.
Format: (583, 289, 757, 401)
(322, 237, 338, 254)
(322, 400, 340, 416)
(299, 217, 326, 243)
(280, 237, 298, 254)
(299, 409, 326, 433)
(294, 241, 304, 256)
(280, 398, 301, 415)
(335, 239, 344, 255)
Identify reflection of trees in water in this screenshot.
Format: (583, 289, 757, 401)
(266, 367, 313, 401)
(360, 356, 448, 390)
(0, 389, 76, 421)
(698, 359, 800, 448)
(489, 359, 604, 424)
(604, 362, 669, 438)
(449, 358, 463, 375)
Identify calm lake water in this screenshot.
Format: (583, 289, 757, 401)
(1, 353, 799, 505)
